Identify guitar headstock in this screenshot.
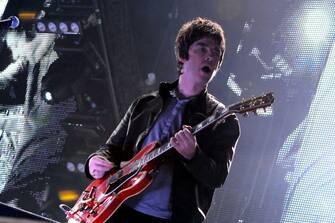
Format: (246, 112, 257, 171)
(229, 92, 274, 115)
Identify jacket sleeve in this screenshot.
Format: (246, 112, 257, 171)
(182, 114, 240, 189)
(84, 98, 140, 178)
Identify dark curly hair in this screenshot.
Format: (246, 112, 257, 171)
(175, 17, 225, 75)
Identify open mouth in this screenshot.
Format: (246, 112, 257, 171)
(201, 66, 211, 74)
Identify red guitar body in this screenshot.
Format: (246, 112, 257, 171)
(66, 141, 158, 223)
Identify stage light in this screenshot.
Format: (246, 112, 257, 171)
(145, 72, 156, 86)
(70, 22, 80, 34)
(302, 5, 330, 45)
(44, 91, 53, 102)
(47, 21, 57, 32)
(58, 190, 79, 202)
(35, 20, 81, 35)
(36, 21, 46, 32)
(59, 22, 68, 33)
(83, 94, 97, 109)
(18, 10, 38, 21)
(77, 163, 85, 173)
(66, 162, 76, 172)
(41, 81, 73, 104)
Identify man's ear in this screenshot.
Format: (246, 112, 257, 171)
(177, 53, 187, 63)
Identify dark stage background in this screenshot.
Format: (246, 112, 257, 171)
(0, 0, 334, 222)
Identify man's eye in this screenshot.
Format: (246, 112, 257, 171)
(199, 47, 207, 53)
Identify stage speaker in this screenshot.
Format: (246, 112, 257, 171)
(0, 202, 59, 223)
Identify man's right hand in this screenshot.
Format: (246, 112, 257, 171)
(88, 155, 116, 179)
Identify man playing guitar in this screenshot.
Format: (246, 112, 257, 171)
(86, 17, 240, 223)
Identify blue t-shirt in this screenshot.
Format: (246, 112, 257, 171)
(125, 93, 189, 219)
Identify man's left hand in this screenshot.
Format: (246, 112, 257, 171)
(170, 125, 197, 160)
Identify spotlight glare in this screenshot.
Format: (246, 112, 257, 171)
(44, 91, 53, 101)
(302, 7, 330, 44)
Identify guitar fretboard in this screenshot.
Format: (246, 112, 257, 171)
(113, 92, 274, 179)
(124, 107, 230, 174)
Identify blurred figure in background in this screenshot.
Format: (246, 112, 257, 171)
(0, 1, 75, 214)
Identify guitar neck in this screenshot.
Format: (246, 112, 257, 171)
(135, 107, 231, 167)
(124, 92, 274, 174)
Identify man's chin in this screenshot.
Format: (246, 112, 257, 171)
(200, 71, 215, 82)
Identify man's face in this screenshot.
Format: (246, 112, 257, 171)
(180, 37, 222, 84)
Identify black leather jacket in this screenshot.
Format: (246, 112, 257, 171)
(86, 81, 240, 223)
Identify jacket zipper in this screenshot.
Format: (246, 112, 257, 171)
(195, 184, 206, 220)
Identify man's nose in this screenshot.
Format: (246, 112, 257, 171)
(205, 53, 213, 61)
(205, 53, 214, 63)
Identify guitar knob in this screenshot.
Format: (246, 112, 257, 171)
(90, 210, 97, 216)
(88, 186, 97, 198)
(79, 206, 86, 212)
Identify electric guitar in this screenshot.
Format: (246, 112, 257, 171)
(62, 92, 274, 223)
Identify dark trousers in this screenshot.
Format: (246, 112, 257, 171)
(107, 205, 170, 223)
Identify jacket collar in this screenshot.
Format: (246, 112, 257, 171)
(159, 79, 207, 100)
(158, 80, 219, 117)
